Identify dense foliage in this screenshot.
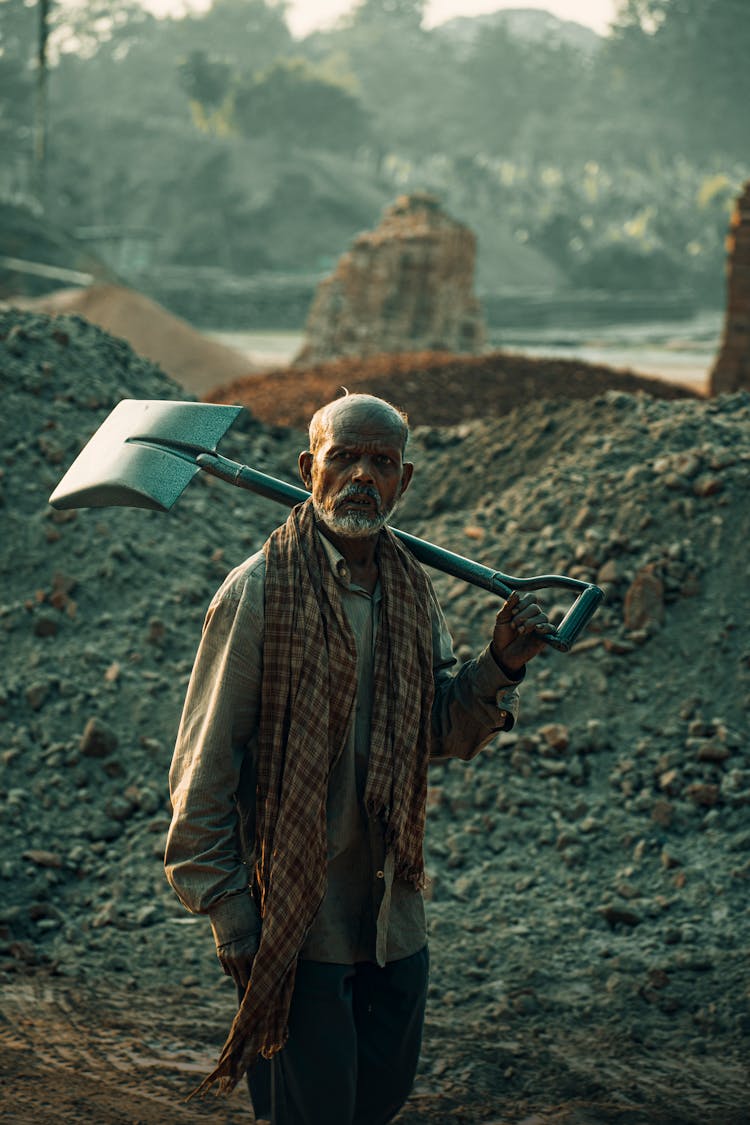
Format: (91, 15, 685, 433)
(2, 0, 748, 300)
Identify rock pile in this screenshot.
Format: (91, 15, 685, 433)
(711, 179, 750, 395)
(1, 307, 302, 981)
(1, 309, 749, 1122)
(296, 192, 485, 365)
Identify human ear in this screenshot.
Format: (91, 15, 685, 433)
(298, 451, 313, 490)
(399, 462, 414, 496)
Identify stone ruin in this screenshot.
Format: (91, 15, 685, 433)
(295, 192, 485, 365)
(710, 180, 750, 395)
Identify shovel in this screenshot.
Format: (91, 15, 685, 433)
(49, 399, 603, 652)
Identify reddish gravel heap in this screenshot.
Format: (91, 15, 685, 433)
(206, 348, 699, 429)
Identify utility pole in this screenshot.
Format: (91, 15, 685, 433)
(34, 0, 50, 209)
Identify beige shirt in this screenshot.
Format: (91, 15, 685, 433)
(165, 534, 522, 966)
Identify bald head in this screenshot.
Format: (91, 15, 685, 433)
(308, 393, 409, 455)
(299, 392, 413, 541)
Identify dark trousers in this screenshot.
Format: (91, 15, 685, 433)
(245, 947, 429, 1125)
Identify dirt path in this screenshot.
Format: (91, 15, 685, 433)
(1, 978, 251, 1124)
(2, 975, 747, 1125)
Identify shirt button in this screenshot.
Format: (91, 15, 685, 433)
(375, 870, 385, 880)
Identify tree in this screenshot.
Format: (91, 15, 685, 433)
(178, 50, 231, 109)
(49, 0, 155, 59)
(0, 0, 37, 147)
(447, 24, 585, 161)
(459, 25, 535, 154)
(352, 0, 425, 30)
(178, 48, 232, 131)
(605, 0, 750, 162)
(34, 0, 50, 201)
(232, 59, 370, 152)
(185, 0, 291, 70)
(311, 0, 447, 155)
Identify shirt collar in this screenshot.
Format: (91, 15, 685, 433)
(316, 529, 381, 600)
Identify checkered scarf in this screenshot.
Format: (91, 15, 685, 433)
(193, 498, 435, 1096)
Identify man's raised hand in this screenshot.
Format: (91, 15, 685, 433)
(492, 591, 554, 673)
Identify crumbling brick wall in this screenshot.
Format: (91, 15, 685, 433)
(710, 181, 750, 395)
(296, 192, 485, 365)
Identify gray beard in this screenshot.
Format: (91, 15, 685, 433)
(313, 484, 399, 539)
(314, 505, 389, 538)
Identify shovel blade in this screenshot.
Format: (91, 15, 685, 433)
(49, 399, 243, 511)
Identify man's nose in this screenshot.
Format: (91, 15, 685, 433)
(351, 457, 375, 482)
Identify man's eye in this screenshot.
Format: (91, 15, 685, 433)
(376, 456, 394, 466)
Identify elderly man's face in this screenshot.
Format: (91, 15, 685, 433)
(299, 402, 413, 539)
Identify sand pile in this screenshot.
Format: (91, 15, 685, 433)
(10, 283, 259, 395)
(1, 309, 749, 1124)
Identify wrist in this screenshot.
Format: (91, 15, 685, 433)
(209, 891, 261, 948)
(490, 641, 525, 682)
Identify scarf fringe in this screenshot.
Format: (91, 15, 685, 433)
(187, 1056, 238, 1100)
(187, 1010, 289, 1099)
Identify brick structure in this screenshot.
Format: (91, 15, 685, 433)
(296, 192, 485, 365)
(710, 181, 750, 395)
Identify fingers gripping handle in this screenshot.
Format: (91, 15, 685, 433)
(544, 584, 604, 653)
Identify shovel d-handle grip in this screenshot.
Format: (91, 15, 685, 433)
(198, 453, 604, 652)
(543, 584, 604, 652)
(388, 528, 604, 653)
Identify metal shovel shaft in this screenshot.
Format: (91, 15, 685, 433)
(48, 399, 604, 652)
(198, 452, 604, 653)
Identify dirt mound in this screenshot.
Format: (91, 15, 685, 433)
(11, 283, 259, 394)
(2, 308, 749, 1123)
(206, 348, 700, 429)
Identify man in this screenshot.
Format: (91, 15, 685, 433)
(165, 392, 552, 1124)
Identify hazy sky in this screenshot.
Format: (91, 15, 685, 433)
(295, 1, 619, 36)
(141, 1, 621, 38)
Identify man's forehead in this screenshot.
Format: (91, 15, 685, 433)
(320, 401, 406, 448)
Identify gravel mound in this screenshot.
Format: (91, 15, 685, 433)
(206, 348, 700, 429)
(1, 309, 302, 972)
(2, 309, 749, 1123)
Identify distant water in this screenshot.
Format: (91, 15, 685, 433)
(208, 309, 723, 393)
(207, 330, 305, 368)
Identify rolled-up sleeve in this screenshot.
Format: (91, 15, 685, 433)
(165, 555, 264, 933)
(428, 583, 521, 762)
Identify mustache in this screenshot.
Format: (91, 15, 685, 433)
(333, 483, 383, 512)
